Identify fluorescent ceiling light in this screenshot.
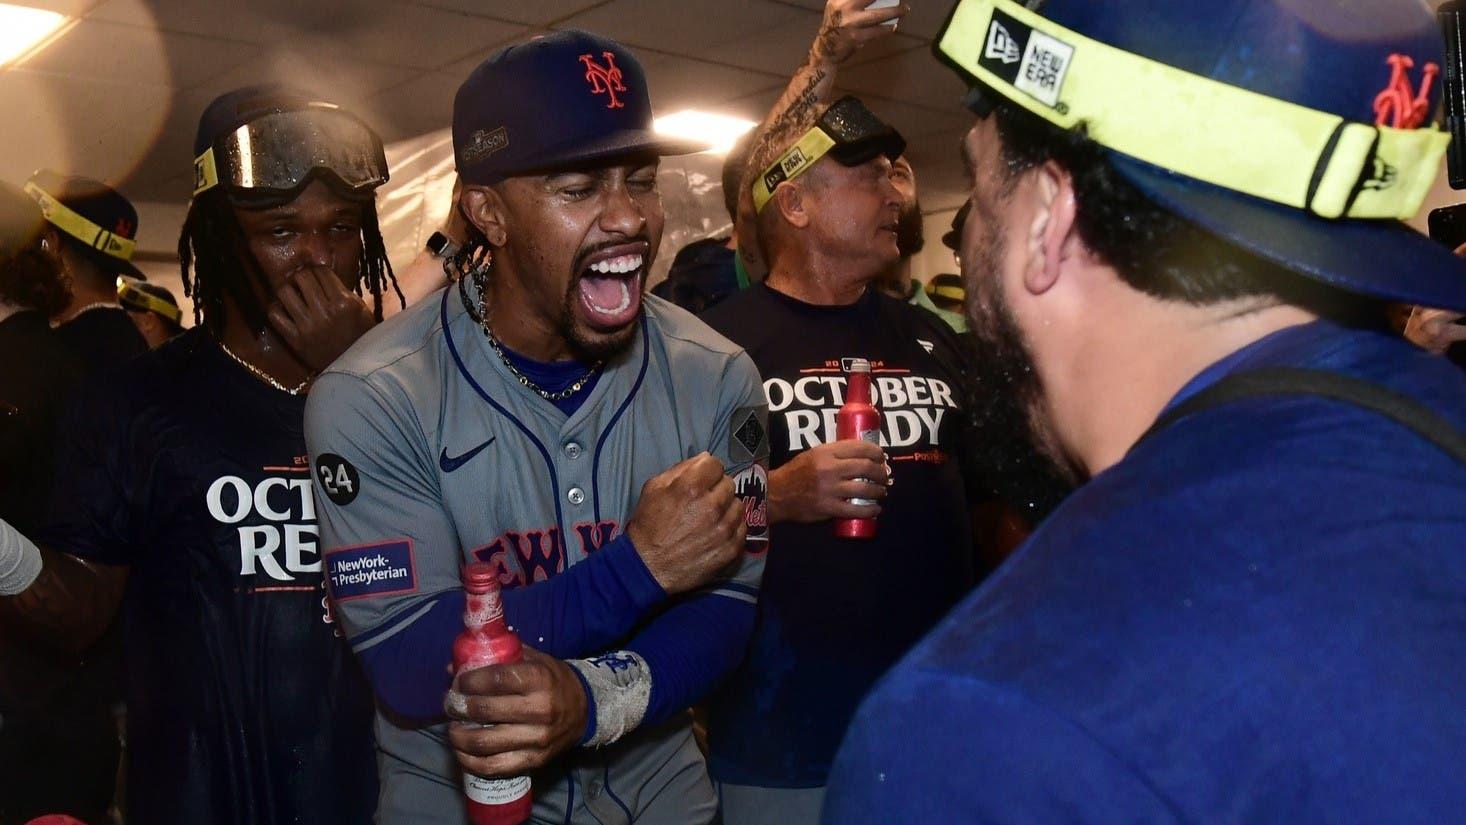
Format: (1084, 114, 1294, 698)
(654, 110, 758, 155)
(0, 4, 67, 67)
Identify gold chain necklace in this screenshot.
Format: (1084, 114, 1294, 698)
(217, 340, 313, 396)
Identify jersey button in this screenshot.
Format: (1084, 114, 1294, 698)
(567, 487, 586, 506)
(564, 442, 583, 460)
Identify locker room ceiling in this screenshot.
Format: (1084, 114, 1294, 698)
(0, 0, 976, 212)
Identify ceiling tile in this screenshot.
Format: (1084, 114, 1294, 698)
(0, 68, 178, 188)
(21, 19, 259, 89)
(88, 0, 394, 44)
(636, 53, 783, 114)
(89, 0, 527, 70)
(557, 0, 810, 54)
(836, 46, 970, 111)
(11, 0, 93, 14)
(357, 71, 460, 140)
(433, 27, 554, 81)
(406, 0, 605, 26)
(191, 52, 411, 104)
(702, 22, 923, 74)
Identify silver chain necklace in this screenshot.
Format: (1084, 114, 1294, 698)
(479, 322, 603, 402)
(468, 264, 602, 403)
(217, 340, 313, 396)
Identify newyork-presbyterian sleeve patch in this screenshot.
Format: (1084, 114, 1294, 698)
(325, 539, 419, 602)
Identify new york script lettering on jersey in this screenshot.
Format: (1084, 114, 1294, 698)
(306, 288, 767, 824)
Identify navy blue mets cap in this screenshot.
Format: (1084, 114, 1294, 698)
(453, 30, 703, 185)
(24, 169, 144, 279)
(935, 0, 1466, 311)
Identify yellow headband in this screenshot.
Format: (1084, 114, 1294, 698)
(937, 0, 1449, 220)
(927, 284, 964, 302)
(23, 182, 137, 261)
(116, 277, 183, 325)
(752, 127, 837, 214)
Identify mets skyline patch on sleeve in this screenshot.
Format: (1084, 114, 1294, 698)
(325, 539, 418, 602)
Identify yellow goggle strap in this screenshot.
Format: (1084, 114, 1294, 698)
(193, 147, 220, 197)
(23, 182, 137, 261)
(116, 277, 183, 326)
(937, 0, 1449, 220)
(928, 284, 965, 302)
(752, 127, 838, 213)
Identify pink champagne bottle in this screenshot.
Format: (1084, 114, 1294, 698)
(453, 563, 532, 825)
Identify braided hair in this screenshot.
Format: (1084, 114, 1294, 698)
(178, 177, 403, 334)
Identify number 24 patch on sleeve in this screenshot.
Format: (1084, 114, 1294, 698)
(325, 539, 418, 602)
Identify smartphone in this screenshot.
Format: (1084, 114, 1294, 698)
(867, 0, 902, 28)
(1427, 204, 1466, 363)
(1428, 203, 1466, 251)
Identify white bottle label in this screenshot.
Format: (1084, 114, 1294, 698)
(464, 772, 531, 805)
(848, 428, 882, 507)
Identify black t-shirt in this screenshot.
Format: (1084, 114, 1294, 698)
(699, 283, 976, 786)
(39, 329, 376, 824)
(0, 310, 81, 536)
(55, 305, 148, 373)
(0, 311, 84, 716)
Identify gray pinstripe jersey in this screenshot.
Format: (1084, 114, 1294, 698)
(304, 287, 768, 824)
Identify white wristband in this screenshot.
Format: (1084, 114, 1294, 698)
(0, 517, 42, 596)
(567, 651, 652, 748)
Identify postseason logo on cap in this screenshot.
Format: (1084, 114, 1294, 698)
(462, 126, 509, 164)
(979, 8, 1075, 109)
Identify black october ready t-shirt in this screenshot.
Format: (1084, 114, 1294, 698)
(38, 328, 376, 825)
(700, 283, 976, 786)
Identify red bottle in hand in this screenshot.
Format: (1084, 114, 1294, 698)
(834, 358, 882, 539)
(453, 563, 532, 825)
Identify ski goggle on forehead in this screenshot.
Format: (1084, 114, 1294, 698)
(752, 96, 906, 213)
(192, 105, 389, 199)
(936, 0, 1449, 221)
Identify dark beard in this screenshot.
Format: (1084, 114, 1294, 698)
(896, 198, 925, 258)
(961, 217, 1077, 522)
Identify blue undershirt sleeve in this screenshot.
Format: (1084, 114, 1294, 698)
(501, 533, 666, 658)
(351, 534, 666, 722)
(623, 592, 756, 729)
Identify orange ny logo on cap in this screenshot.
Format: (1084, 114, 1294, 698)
(580, 51, 627, 109)
(1374, 54, 1438, 129)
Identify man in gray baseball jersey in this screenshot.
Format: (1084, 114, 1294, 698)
(304, 31, 770, 825)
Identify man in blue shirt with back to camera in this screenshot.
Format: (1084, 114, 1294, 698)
(826, 0, 1466, 823)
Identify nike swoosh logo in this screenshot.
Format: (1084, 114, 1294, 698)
(439, 437, 496, 473)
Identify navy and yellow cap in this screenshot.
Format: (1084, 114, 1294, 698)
(936, 0, 1466, 311)
(452, 30, 702, 185)
(24, 169, 143, 279)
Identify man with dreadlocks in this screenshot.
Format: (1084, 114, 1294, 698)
(0, 85, 399, 824)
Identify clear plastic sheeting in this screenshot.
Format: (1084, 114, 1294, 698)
(376, 130, 733, 289)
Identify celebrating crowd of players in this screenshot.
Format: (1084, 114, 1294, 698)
(2, 0, 1465, 823)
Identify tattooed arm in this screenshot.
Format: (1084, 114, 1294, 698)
(737, 0, 908, 276)
(0, 521, 127, 657)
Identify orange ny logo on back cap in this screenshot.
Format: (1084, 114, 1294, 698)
(1374, 54, 1439, 129)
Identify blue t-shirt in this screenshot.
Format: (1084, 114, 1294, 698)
(825, 320, 1466, 824)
